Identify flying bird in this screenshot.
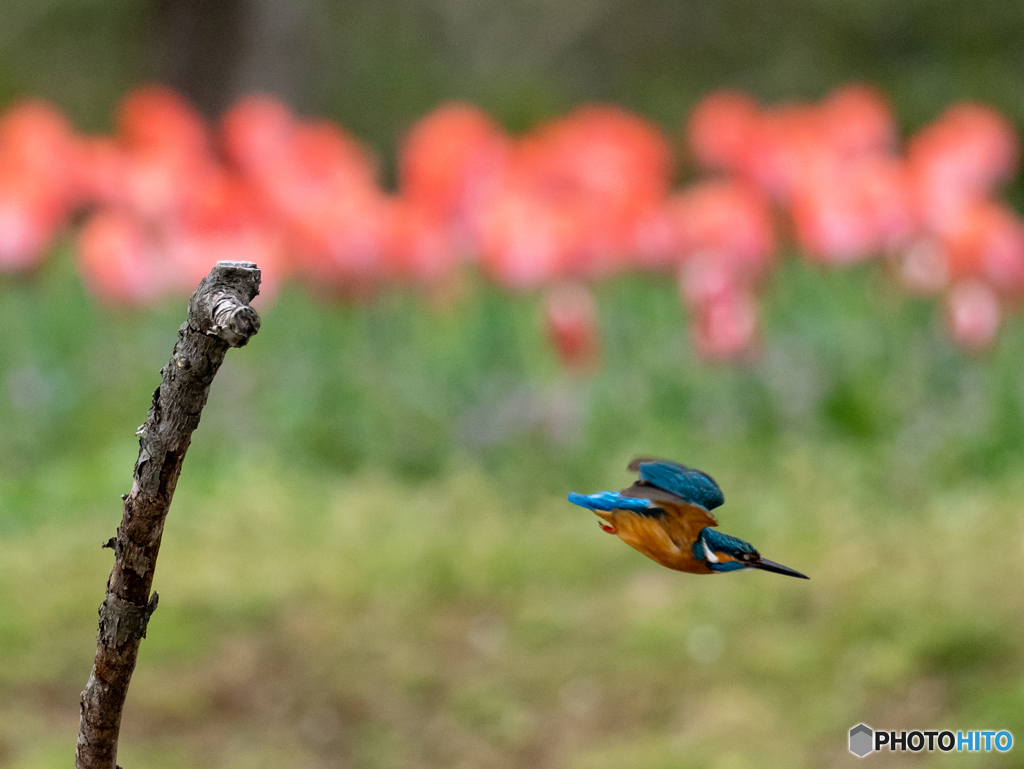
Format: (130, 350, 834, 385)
(568, 458, 808, 579)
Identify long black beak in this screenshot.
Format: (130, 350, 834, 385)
(751, 557, 809, 579)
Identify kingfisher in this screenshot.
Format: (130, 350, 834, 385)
(568, 458, 809, 579)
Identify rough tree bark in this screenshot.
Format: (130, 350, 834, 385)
(76, 261, 262, 769)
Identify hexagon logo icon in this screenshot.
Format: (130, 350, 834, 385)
(849, 723, 873, 757)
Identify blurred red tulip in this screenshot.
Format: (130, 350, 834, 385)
(0, 100, 77, 268)
(0, 81, 1013, 358)
(0, 100, 76, 188)
(501, 105, 672, 278)
(669, 180, 775, 276)
(167, 169, 288, 297)
(741, 103, 826, 201)
(939, 201, 1024, 294)
(76, 210, 163, 305)
(117, 86, 209, 158)
(162, 224, 287, 302)
(293, 187, 392, 292)
(909, 102, 1019, 233)
(687, 90, 760, 173)
(791, 184, 874, 265)
(255, 120, 379, 229)
(386, 198, 459, 286)
(818, 83, 896, 159)
(120, 147, 212, 222)
(630, 204, 679, 271)
(897, 238, 950, 295)
(72, 137, 128, 206)
(791, 156, 915, 265)
(523, 105, 672, 210)
(285, 120, 378, 189)
(223, 101, 386, 292)
(221, 94, 295, 176)
(852, 157, 916, 252)
(399, 102, 509, 248)
(224, 99, 379, 218)
(0, 175, 64, 271)
(544, 283, 601, 371)
(945, 280, 1001, 351)
(478, 188, 577, 290)
(678, 235, 761, 362)
(109, 89, 220, 222)
(690, 286, 760, 362)
(678, 251, 742, 306)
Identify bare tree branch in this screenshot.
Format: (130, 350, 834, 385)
(76, 260, 262, 769)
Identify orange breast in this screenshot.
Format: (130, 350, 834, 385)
(607, 510, 713, 574)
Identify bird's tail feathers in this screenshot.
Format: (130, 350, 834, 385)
(567, 491, 651, 512)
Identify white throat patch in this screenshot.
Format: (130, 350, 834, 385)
(701, 539, 720, 563)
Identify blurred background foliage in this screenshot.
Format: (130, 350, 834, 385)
(4, 1, 1024, 768)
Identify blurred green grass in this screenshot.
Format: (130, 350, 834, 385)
(3, 249, 1024, 767)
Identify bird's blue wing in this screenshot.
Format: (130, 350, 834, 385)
(567, 491, 654, 513)
(627, 458, 725, 511)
